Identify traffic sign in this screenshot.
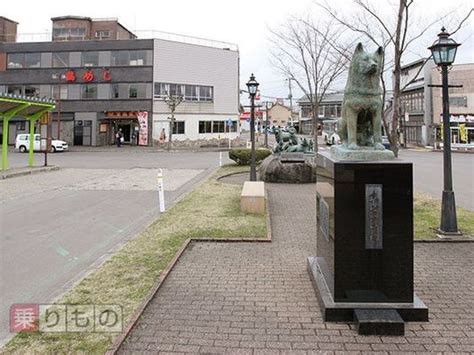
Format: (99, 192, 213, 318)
(227, 118, 233, 127)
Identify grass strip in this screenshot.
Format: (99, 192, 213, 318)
(4, 165, 265, 354)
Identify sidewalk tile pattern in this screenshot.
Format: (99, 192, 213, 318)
(118, 183, 474, 354)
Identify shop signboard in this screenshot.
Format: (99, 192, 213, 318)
(137, 112, 148, 146)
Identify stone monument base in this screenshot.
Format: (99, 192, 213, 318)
(307, 257, 429, 323)
(259, 154, 316, 183)
(331, 145, 395, 161)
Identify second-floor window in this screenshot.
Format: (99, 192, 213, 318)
(82, 52, 99, 67)
(82, 84, 98, 99)
(154, 83, 214, 102)
(7, 53, 41, 69)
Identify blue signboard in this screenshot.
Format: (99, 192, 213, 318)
(227, 118, 233, 127)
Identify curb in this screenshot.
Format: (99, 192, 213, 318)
(1, 166, 59, 179)
(106, 192, 272, 355)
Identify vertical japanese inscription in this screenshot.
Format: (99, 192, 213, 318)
(365, 184, 383, 249)
(319, 197, 330, 241)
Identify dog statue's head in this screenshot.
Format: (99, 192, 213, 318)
(352, 43, 383, 76)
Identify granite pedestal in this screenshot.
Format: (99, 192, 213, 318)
(308, 151, 428, 326)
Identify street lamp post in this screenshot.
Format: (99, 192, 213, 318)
(246, 74, 259, 181)
(428, 27, 461, 234)
(52, 73, 64, 139)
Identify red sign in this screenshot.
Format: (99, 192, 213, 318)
(137, 112, 148, 146)
(83, 69, 94, 83)
(102, 68, 112, 82)
(65, 69, 76, 82)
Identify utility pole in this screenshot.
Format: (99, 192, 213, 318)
(287, 78, 293, 112)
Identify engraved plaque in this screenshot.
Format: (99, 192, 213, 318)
(280, 152, 305, 162)
(365, 184, 383, 249)
(319, 197, 330, 241)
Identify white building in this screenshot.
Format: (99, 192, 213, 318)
(152, 39, 240, 145)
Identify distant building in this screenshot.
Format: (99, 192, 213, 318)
(51, 16, 137, 42)
(267, 102, 297, 128)
(0, 16, 239, 147)
(398, 58, 435, 146)
(298, 92, 344, 134)
(0, 16, 18, 43)
(431, 63, 474, 148)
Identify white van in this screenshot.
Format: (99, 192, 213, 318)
(15, 134, 68, 153)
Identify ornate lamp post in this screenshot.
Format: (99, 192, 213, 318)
(428, 27, 460, 234)
(246, 74, 259, 181)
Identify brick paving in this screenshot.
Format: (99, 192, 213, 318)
(117, 183, 474, 354)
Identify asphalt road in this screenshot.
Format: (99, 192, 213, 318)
(398, 150, 473, 211)
(0, 150, 230, 346)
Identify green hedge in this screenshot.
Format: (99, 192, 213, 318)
(229, 148, 272, 165)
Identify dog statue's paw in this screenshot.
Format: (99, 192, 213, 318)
(347, 143, 358, 150)
(374, 143, 385, 150)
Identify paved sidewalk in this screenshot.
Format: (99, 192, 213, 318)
(117, 183, 474, 354)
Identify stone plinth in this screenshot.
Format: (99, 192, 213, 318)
(331, 145, 395, 161)
(240, 181, 265, 214)
(259, 154, 316, 183)
(308, 151, 428, 322)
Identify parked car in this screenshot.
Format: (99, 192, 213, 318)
(321, 119, 341, 145)
(15, 134, 68, 153)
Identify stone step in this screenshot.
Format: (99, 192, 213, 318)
(354, 309, 404, 336)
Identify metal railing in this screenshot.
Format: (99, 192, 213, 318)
(13, 30, 239, 51)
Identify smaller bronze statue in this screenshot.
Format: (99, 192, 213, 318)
(273, 126, 314, 154)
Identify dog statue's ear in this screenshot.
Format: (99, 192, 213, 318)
(376, 46, 384, 56)
(355, 42, 364, 53)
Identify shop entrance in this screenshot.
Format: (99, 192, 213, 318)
(74, 120, 92, 146)
(117, 123, 131, 144)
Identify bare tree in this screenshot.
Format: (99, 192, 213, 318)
(319, 0, 473, 156)
(269, 17, 352, 151)
(164, 94, 183, 151)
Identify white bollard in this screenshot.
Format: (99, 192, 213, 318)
(158, 168, 165, 212)
(219, 151, 223, 167)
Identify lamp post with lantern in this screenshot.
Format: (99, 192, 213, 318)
(246, 74, 259, 181)
(428, 27, 461, 234)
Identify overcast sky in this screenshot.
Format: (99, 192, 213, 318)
(4, 0, 473, 101)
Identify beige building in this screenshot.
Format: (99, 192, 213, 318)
(431, 63, 474, 147)
(268, 102, 297, 128)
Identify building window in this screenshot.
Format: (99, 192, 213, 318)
(7, 53, 24, 68)
(53, 27, 86, 40)
(111, 84, 120, 99)
(7, 85, 23, 95)
(51, 85, 68, 100)
(199, 121, 212, 133)
(185, 85, 199, 101)
(82, 52, 99, 67)
(81, 84, 98, 99)
(301, 106, 312, 118)
(229, 121, 238, 132)
(169, 83, 183, 96)
(111, 51, 129, 66)
(199, 86, 213, 102)
(154, 83, 168, 98)
(25, 53, 41, 68)
(24, 85, 40, 98)
(110, 50, 150, 66)
(129, 84, 147, 99)
(155, 82, 213, 102)
(16, 121, 26, 130)
(172, 121, 185, 134)
(129, 50, 148, 65)
(95, 30, 111, 39)
(213, 121, 225, 133)
(52, 52, 69, 67)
